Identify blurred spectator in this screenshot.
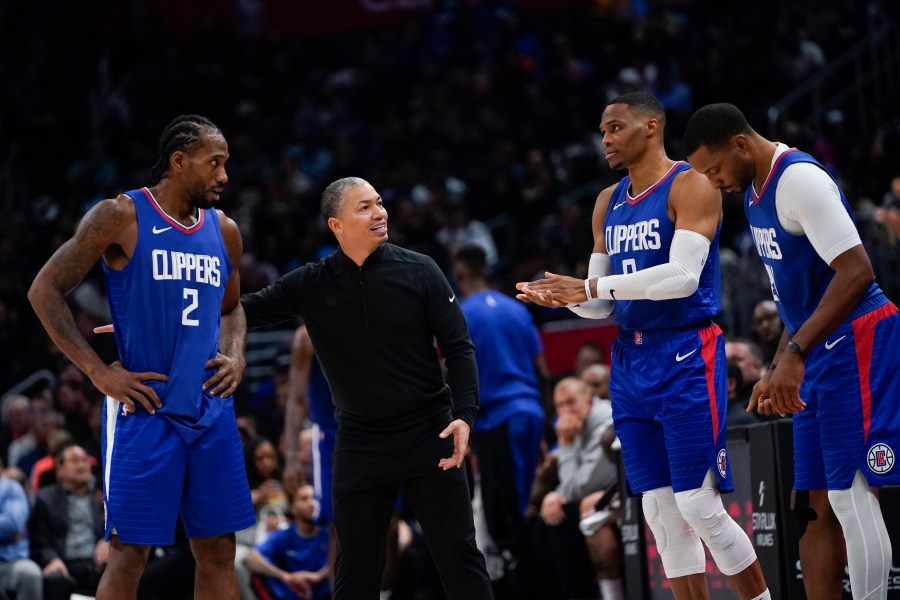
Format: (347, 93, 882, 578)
(29, 429, 74, 491)
(726, 359, 759, 427)
(752, 300, 783, 366)
(725, 338, 765, 409)
(875, 175, 900, 235)
(2, 395, 35, 471)
(243, 482, 331, 600)
(579, 363, 610, 401)
(438, 201, 500, 269)
(236, 437, 290, 598)
(54, 363, 94, 448)
(14, 410, 64, 477)
(537, 377, 617, 599)
(0, 469, 43, 599)
(572, 341, 606, 376)
(725, 338, 764, 385)
(29, 444, 107, 600)
(578, 423, 625, 600)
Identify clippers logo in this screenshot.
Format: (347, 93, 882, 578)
(634, 331, 643, 345)
(868, 443, 895, 474)
(717, 449, 728, 478)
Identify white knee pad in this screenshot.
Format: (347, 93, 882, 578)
(673, 472, 757, 576)
(642, 487, 705, 578)
(828, 471, 891, 600)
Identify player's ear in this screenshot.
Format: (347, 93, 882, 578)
(646, 117, 659, 137)
(732, 134, 749, 154)
(171, 150, 186, 173)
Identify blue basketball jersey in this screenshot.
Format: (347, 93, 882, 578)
(103, 188, 232, 441)
(744, 149, 883, 335)
(603, 161, 721, 331)
(308, 356, 338, 430)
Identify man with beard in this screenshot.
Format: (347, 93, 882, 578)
(29, 115, 254, 600)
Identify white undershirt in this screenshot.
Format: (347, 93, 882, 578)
(764, 143, 862, 265)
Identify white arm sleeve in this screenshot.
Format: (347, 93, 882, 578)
(567, 253, 614, 319)
(776, 162, 862, 264)
(594, 229, 711, 301)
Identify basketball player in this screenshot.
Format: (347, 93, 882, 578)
(685, 103, 898, 600)
(28, 115, 255, 600)
(517, 92, 770, 600)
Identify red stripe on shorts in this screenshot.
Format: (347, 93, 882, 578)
(700, 323, 723, 444)
(851, 302, 899, 441)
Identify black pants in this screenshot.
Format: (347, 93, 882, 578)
(332, 416, 493, 600)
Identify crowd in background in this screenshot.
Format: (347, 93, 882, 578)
(2, 0, 900, 598)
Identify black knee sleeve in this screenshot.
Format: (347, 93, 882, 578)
(790, 489, 818, 538)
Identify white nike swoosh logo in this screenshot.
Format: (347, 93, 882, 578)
(449, 294, 456, 303)
(612, 201, 626, 210)
(152, 226, 172, 234)
(824, 335, 847, 350)
(675, 348, 698, 362)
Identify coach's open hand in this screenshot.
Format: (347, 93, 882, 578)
(438, 419, 470, 470)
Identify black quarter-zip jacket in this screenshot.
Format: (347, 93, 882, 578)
(241, 243, 479, 432)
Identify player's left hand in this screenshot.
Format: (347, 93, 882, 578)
(438, 419, 470, 470)
(767, 353, 806, 415)
(203, 351, 246, 397)
(516, 272, 588, 306)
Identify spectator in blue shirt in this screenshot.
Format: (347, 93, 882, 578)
(243, 483, 330, 600)
(0, 469, 43, 599)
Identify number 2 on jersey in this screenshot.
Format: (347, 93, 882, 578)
(182, 288, 199, 326)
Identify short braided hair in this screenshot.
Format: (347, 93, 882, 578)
(150, 115, 221, 184)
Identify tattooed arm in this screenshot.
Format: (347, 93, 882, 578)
(28, 195, 166, 414)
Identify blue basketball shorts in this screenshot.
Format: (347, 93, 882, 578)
(312, 423, 337, 524)
(101, 398, 255, 545)
(794, 300, 900, 490)
(609, 322, 732, 495)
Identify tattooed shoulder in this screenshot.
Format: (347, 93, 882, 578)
(73, 196, 135, 252)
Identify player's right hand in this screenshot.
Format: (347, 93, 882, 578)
(515, 281, 569, 308)
(94, 361, 167, 415)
